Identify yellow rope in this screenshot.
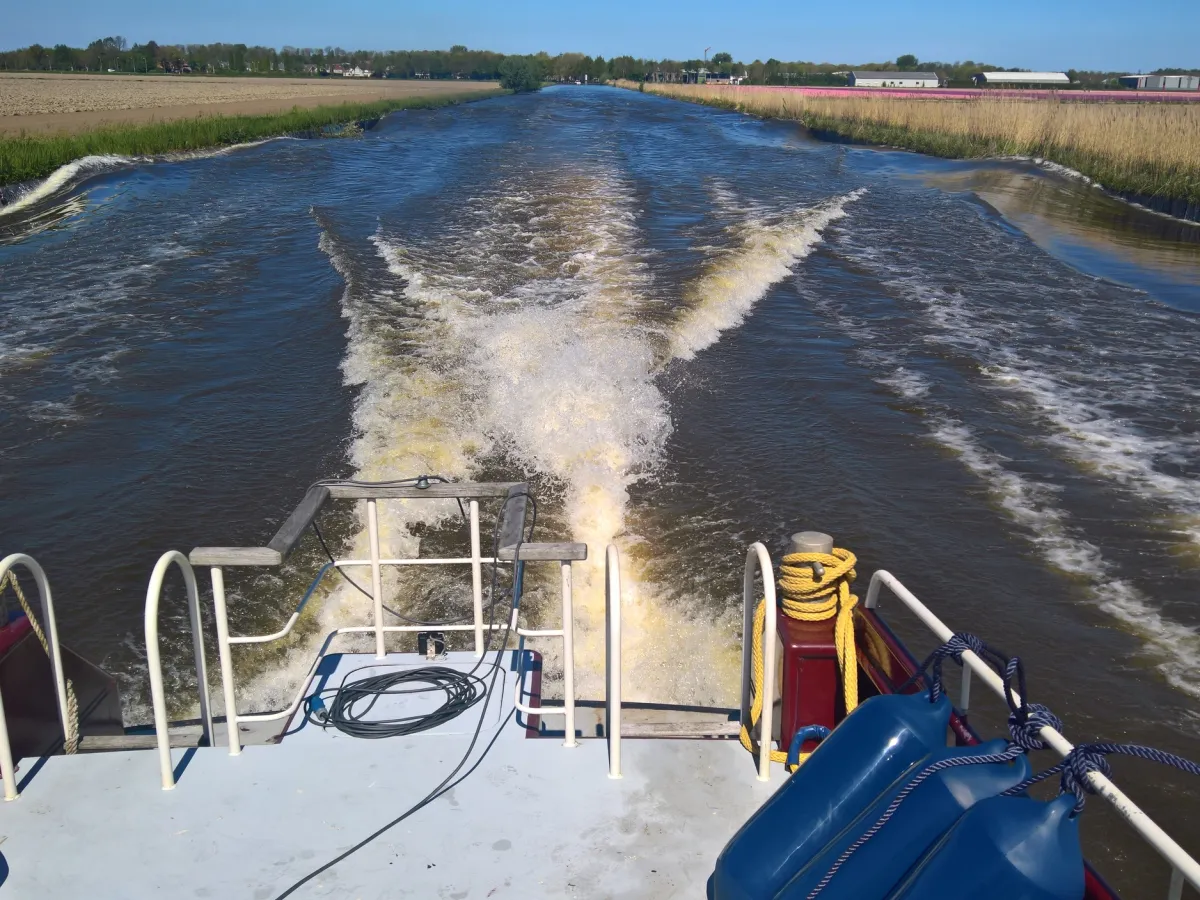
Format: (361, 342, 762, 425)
(0, 571, 80, 754)
(739, 548, 859, 771)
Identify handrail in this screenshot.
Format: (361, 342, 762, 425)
(145, 551, 214, 790)
(201, 486, 584, 758)
(741, 543, 778, 782)
(865, 568, 1200, 897)
(605, 544, 622, 778)
(0, 553, 71, 796)
(189, 480, 530, 568)
(509, 564, 578, 749)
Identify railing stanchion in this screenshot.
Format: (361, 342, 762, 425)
(1168, 867, 1184, 900)
(146, 551, 210, 789)
(0, 688, 18, 800)
(959, 666, 972, 717)
(561, 560, 577, 748)
(210, 566, 240, 756)
(470, 501, 484, 657)
(606, 546, 621, 777)
(367, 499, 385, 659)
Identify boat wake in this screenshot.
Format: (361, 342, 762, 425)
(669, 189, 865, 360)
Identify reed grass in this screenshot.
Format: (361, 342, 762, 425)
(0, 90, 504, 187)
(625, 81, 1200, 207)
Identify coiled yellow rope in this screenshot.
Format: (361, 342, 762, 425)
(739, 548, 859, 770)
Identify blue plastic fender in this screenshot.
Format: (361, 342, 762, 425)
(708, 691, 952, 900)
(776, 738, 1032, 900)
(889, 793, 1084, 900)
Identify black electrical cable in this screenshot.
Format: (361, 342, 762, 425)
(273, 488, 535, 899)
(304, 664, 487, 738)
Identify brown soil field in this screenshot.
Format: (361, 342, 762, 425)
(0, 73, 499, 135)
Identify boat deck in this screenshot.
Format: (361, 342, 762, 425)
(1, 651, 775, 898)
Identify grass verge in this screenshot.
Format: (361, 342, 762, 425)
(620, 81, 1200, 215)
(0, 90, 505, 187)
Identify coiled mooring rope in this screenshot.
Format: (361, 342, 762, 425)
(740, 547, 860, 770)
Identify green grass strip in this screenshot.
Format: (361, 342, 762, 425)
(0, 90, 506, 187)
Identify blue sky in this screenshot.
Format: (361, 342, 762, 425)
(5, 0, 1197, 73)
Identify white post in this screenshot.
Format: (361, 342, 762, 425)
(561, 560, 577, 748)
(959, 666, 973, 717)
(0, 688, 18, 800)
(470, 501, 484, 657)
(367, 499, 385, 659)
(606, 545, 621, 777)
(210, 567, 240, 756)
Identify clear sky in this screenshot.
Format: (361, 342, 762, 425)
(5, 0, 1197, 73)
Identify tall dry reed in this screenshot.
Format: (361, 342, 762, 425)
(626, 81, 1200, 207)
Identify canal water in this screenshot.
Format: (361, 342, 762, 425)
(2, 86, 1198, 891)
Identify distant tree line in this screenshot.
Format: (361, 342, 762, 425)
(0, 39, 1194, 88)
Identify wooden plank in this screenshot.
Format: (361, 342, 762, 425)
(188, 546, 282, 567)
(618, 721, 741, 738)
(325, 482, 521, 500)
(79, 732, 202, 751)
(267, 485, 330, 560)
(497, 487, 529, 554)
(497, 542, 587, 562)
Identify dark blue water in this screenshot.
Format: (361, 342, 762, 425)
(1, 87, 1198, 890)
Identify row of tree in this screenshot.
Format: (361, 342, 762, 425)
(0, 40, 1194, 88)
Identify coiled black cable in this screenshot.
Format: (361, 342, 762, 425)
(303, 665, 487, 738)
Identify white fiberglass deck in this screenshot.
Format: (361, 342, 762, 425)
(1, 651, 775, 899)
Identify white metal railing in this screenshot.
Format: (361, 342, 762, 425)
(510, 557, 577, 748)
(144, 551, 214, 790)
(201, 498, 578, 757)
(0, 553, 71, 801)
(740, 542, 778, 782)
(865, 569, 1200, 900)
(605, 544, 622, 778)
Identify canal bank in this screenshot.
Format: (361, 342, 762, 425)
(622, 81, 1200, 222)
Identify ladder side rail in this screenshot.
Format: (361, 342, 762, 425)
(743, 543, 778, 782)
(144, 551, 213, 789)
(0, 554, 71, 761)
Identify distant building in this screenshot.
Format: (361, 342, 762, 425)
(706, 72, 746, 85)
(1118, 74, 1199, 91)
(973, 71, 1070, 87)
(682, 68, 710, 84)
(849, 71, 939, 88)
(344, 66, 371, 78)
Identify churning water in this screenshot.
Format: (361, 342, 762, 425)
(2, 87, 1198, 890)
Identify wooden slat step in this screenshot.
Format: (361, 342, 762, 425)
(79, 730, 204, 752)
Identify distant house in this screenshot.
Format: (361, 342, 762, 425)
(344, 66, 371, 78)
(1118, 74, 1199, 91)
(331, 64, 345, 75)
(973, 71, 1070, 87)
(706, 72, 747, 85)
(849, 71, 939, 88)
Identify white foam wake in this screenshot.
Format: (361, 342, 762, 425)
(0, 155, 132, 218)
(928, 418, 1200, 698)
(669, 189, 865, 360)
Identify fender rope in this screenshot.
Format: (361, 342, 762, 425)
(0, 571, 80, 754)
(1003, 742, 1200, 814)
(807, 638, 1053, 900)
(739, 547, 859, 771)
